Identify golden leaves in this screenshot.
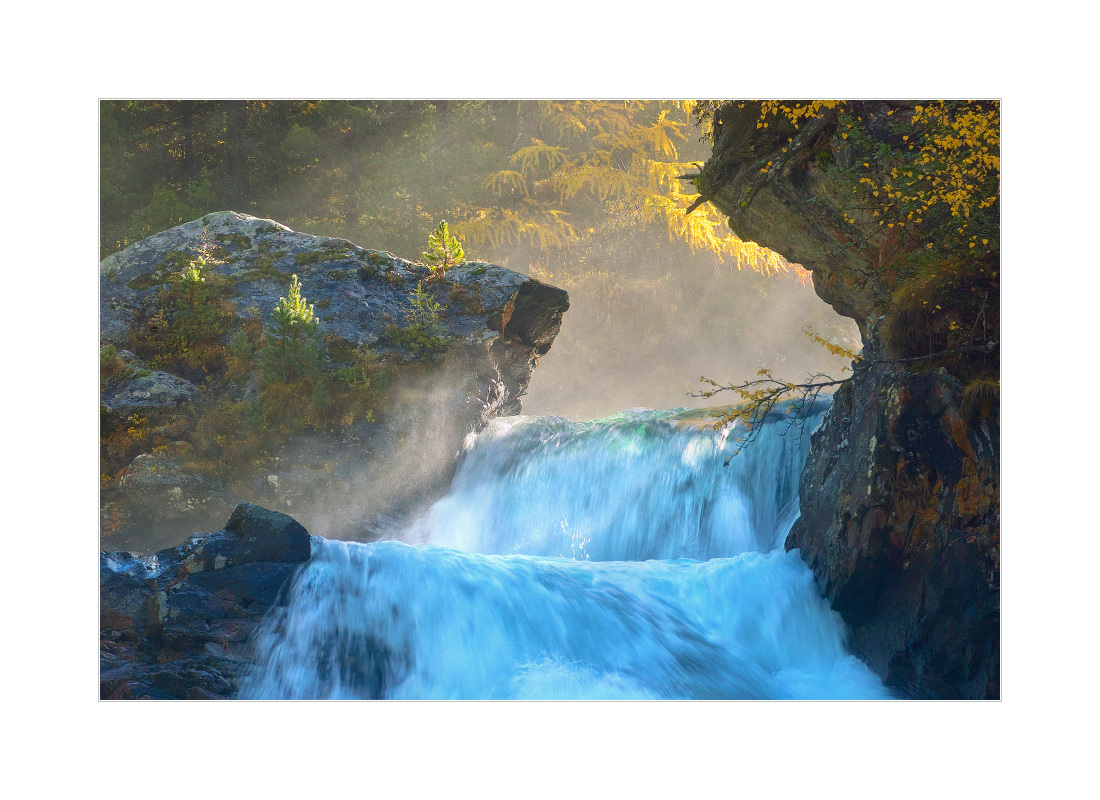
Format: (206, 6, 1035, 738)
(462, 101, 804, 278)
(802, 326, 862, 362)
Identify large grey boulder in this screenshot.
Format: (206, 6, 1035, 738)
(100, 212, 569, 547)
(100, 211, 568, 404)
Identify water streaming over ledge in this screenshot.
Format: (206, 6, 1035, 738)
(240, 403, 891, 699)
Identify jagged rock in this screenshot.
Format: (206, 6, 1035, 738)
(698, 102, 897, 340)
(787, 363, 999, 699)
(100, 503, 313, 699)
(701, 103, 999, 698)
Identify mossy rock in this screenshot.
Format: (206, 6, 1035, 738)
(214, 233, 252, 250)
(293, 251, 325, 267)
(127, 273, 169, 291)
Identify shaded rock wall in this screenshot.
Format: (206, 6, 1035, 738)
(786, 358, 999, 698)
(699, 103, 999, 698)
(101, 503, 312, 700)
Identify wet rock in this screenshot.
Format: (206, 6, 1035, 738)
(100, 503, 314, 700)
(787, 365, 999, 699)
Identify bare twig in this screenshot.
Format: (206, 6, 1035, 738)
(695, 340, 998, 461)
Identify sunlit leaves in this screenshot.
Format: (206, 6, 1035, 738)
(802, 326, 862, 363)
(839, 101, 999, 258)
(483, 169, 529, 197)
(460, 101, 803, 278)
(510, 138, 570, 177)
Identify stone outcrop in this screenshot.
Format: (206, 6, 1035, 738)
(699, 102, 999, 698)
(100, 503, 311, 699)
(100, 212, 568, 548)
(99, 211, 568, 408)
(786, 358, 999, 698)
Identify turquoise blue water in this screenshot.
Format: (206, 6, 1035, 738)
(241, 406, 890, 700)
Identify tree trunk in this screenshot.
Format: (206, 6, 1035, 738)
(178, 101, 198, 183)
(512, 100, 540, 152)
(225, 101, 250, 210)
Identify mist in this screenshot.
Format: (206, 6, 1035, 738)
(519, 255, 859, 421)
(102, 100, 863, 547)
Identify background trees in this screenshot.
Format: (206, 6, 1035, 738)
(101, 100, 860, 419)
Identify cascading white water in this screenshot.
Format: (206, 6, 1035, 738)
(241, 403, 891, 700)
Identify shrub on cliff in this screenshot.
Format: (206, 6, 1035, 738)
(255, 274, 385, 431)
(391, 281, 449, 359)
(422, 220, 465, 278)
(125, 254, 236, 379)
(257, 274, 323, 430)
(259, 274, 323, 385)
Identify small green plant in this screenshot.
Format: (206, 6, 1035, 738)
(214, 232, 252, 250)
(422, 220, 465, 277)
(393, 280, 449, 358)
(126, 255, 236, 378)
(100, 344, 126, 381)
(167, 256, 234, 375)
(191, 398, 270, 475)
(294, 251, 325, 267)
(251, 274, 389, 430)
(260, 274, 322, 387)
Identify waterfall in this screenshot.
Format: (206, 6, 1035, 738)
(240, 403, 890, 699)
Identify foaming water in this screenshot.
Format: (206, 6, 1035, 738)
(241, 402, 891, 700)
(417, 407, 821, 559)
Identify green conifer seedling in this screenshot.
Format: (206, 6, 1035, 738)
(261, 274, 322, 386)
(422, 220, 465, 277)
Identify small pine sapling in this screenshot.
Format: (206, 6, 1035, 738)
(422, 220, 465, 278)
(260, 274, 323, 386)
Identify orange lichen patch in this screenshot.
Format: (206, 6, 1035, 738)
(953, 456, 994, 523)
(100, 501, 130, 537)
(942, 406, 975, 460)
(100, 609, 135, 631)
(908, 504, 940, 549)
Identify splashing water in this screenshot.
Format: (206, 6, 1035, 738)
(241, 403, 890, 699)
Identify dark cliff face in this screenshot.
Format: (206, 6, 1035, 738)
(699, 102, 1000, 698)
(786, 360, 999, 698)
